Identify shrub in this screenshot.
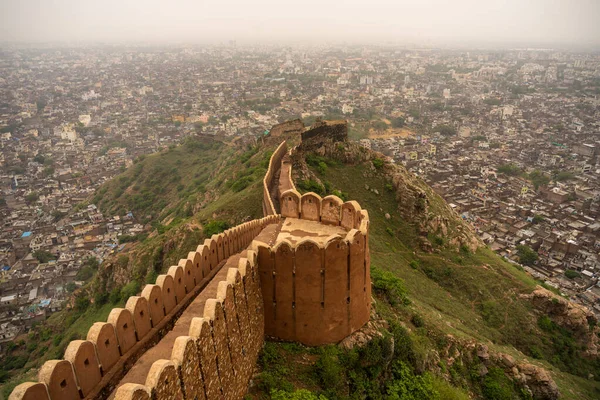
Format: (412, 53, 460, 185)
(314, 346, 343, 389)
(203, 220, 230, 237)
(409, 260, 420, 269)
(371, 267, 410, 306)
(411, 314, 424, 328)
(120, 281, 140, 301)
(271, 389, 328, 400)
(386, 361, 439, 398)
(372, 158, 384, 169)
(386, 227, 394, 236)
(564, 270, 580, 279)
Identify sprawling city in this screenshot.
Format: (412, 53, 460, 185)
(1, 1, 599, 399)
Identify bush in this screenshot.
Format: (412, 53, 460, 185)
(481, 367, 520, 400)
(411, 314, 424, 328)
(271, 389, 328, 400)
(386, 361, 439, 399)
(372, 158, 384, 169)
(314, 346, 343, 389)
(203, 220, 229, 237)
(564, 270, 580, 279)
(371, 267, 410, 306)
(386, 227, 394, 236)
(120, 281, 140, 301)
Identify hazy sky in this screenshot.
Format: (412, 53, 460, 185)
(1, 0, 599, 48)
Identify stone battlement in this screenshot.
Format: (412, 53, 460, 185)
(11, 129, 371, 400)
(255, 191, 371, 346)
(10, 216, 279, 400)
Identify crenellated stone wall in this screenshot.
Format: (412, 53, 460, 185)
(263, 141, 289, 216)
(255, 190, 371, 346)
(9, 215, 278, 400)
(10, 131, 372, 400)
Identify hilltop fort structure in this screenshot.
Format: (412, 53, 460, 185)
(10, 120, 371, 400)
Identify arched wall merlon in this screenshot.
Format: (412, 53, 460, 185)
(188, 317, 220, 400)
(205, 238, 218, 271)
(107, 308, 137, 355)
(145, 360, 184, 400)
(280, 189, 301, 218)
(125, 296, 152, 341)
(87, 322, 120, 372)
(63, 340, 102, 397)
(141, 284, 164, 328)
(156, 274, 176, 315)
(171, 336, 206, 400)
(321, 195, 343, 226)
(196, 245, 210, 280)
(187, 250, 202, 282)
(167, 265, 186, 303)
(178, 258, 195, 291)
(38, 360, 79, 400)
(341, 200, 362, 230)
(358, 209, 370, 233)
(8, 382, 50, 400)
(215, 234, 224, 262)
(114, 383, 151, 400)
(301, 192, 322, 221)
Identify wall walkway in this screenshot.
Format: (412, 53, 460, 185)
(10, 216, 280, 400)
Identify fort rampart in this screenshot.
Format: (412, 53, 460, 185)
(10, 216, 278, 400)
(10, 125, 372, 400)
(262, 140, 288, 216)
(255, 190, 371, 346)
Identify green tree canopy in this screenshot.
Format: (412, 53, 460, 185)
(516, 245, 538, 266)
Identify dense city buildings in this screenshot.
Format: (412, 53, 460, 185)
(0, 45, 599, 344)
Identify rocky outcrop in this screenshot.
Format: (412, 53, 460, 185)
(293, 136, 482, 253)
(493, 352, 560, 400)
(522, 287, 599, 356)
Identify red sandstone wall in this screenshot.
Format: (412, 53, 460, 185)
(256, 192, 371, 346)
(263, 141, 288, 216)
(10, 216, 278, 400)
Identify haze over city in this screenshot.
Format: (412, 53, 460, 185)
(1, 0, 600, 48)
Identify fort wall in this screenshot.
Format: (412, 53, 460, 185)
(10, 128, 371, 400)
(263, 141, 288, 216)
(10, 215, 278, 400)
(255, 191, 371, 346)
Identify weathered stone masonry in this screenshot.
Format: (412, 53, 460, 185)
(10, 216, 276, 400)
(10, 124, 371, 400)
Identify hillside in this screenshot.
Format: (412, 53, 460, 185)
(0, 135, 277, 398)
(2, 127, 599, 400)
(245, 136, 599, 399)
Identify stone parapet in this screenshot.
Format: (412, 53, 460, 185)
(255, 192, 371, 346)
(9, 215, 279, 400)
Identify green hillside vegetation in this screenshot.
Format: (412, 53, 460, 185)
(0, 136, 275, 398)
(249, 145, 600, 399)
(2, 136, 599, 400)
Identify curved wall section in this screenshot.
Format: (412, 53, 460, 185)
(254, 192, 371, 346)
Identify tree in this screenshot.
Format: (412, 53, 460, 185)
(373, 121, 388, 132)
(516, 245, 538, 266)
(564, 270, 581, 279)
(532, 215, 545, 224)
(33, 250, 55, 263)
(497, 163, 522, 176)
(391, 117, 405, 128)
(529, 170, 550, 190)
(433, 124, 456, 136)
(25, 192, 39, 203)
